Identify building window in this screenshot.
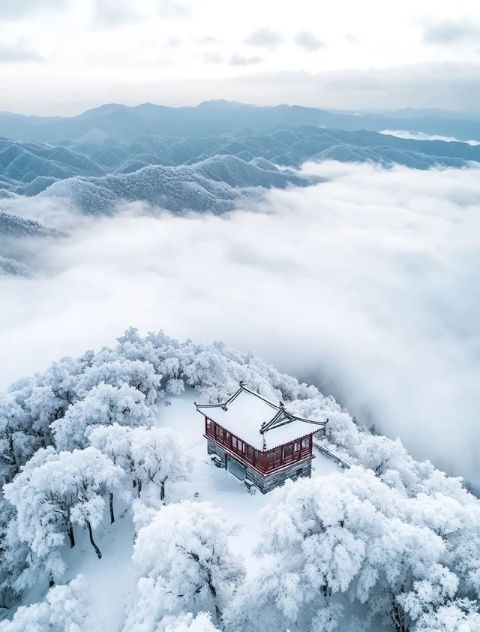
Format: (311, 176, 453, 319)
(231, 436, 237, 450)
(267, 449, 281, 466)
(294, 441, 300, 452)
(301, 437, 309, 449)
(238, 439, 245, 453)
(246, 445, 254, 461)
(283, 444, 293, 459)
(217, 426, 224, 440)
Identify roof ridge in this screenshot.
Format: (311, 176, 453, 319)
(195, 383, 328, 434)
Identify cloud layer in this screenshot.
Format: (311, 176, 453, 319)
(0, 40, 43, 63)
(2, 1, 480, 114)
(294, 31, 323, 52)
(245, 28, 284, 49)
(2, 162, 480, 484)
(0, 0, 66, 19)
(422, 18, 480, 44)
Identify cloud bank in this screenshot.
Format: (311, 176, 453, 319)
(0, 0, 66, 19)
(422, 18, 480, 44)
(245, 28, 284, 49)
(6, 62, 480, 116)
(0, 40, 44, 63)
(381, 129, 480, 145)
(2, 162, 480, 484)
(229, 53, 263, 66)
(93, 0, 142, 27)
(294, 31, 323, 52)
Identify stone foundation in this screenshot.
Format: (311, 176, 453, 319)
(207, 439, 312, 494)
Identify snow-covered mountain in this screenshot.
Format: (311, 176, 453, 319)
(2, 127, 480, 200)
(1, 126, 479, 210)
(1, 329, 479, 631)
(40, 156, 313, 215)
(0, 211, 59, 277)
(0, 138, 104, 193)
(2, 113, 480, 277)
(0, 211, 57, 238)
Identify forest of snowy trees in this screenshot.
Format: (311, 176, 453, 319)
(0, 328, 479, 631)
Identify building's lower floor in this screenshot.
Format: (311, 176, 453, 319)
(207, 438, 312, 493)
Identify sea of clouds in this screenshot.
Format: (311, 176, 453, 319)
(1, 161, 480, 483)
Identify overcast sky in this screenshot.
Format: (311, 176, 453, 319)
(1, 0, 480, 114)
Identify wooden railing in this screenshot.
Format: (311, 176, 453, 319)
(313, 439, 351, 469)
(205, 417, 312, 474)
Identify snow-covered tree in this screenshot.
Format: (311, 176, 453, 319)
(412, 599, 480, 632)
(2, 326, 480, 626)
(0, 395, 40, 486)
(0, 500, 28, 613)
(0, 575, 98, 632)
(402, 491, 480, 602)
(129, 427, 190, 503)
(89, 424, 190, 505)
(125, 501, 244, 631)
(310, 604, 344, 632)
(87, 423, 136, 522)
(76, 356, 162, 405)
(3, 447, 123, 587)
(8, 354, 92, 445)
(227, 469, 461, 632)
(162, 612, 221, 632)
(52, 382, 152, 451)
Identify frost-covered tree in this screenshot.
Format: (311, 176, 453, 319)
(3, 447, 123, 586)
(0, 395, 39, 486)
(76, 356, 162, 405)
(52, 382, 152, 451)
(2, 326, 480, 625)
(89, 424, 190, 505)
(311, 604, 344, 632)
(125, 501, 244, 631)
(87, 423, 136, 522)
(129, 427, 190, 503)
(412, 599, 480, 632)
(406, 491, 480, 601)
(0, 501, 28, 613)
(0, 575, 98, 632)
(227, 469, 461, 632)
(162, 612, 221, 632)
(7, 354, 92, 445)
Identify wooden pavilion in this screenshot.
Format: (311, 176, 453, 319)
(195, 383, 327, 493)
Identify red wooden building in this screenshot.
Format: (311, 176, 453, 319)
(195, 383, 327, 493)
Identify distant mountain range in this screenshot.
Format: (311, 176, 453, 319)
(2, 101, 480, 276)
(2, 126, 479, 208)
(2, 100, 480, 143)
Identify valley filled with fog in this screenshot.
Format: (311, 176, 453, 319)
(2, 158, 479, 485)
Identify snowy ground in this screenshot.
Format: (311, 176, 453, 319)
(23, 391, 341, 631)
(158, 391, 340, 571)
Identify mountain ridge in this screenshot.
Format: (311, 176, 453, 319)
(2, 127, 479, 200)
(2, 100, 480, 143)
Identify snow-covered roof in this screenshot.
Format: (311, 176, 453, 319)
(195, 384, 327, 451)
